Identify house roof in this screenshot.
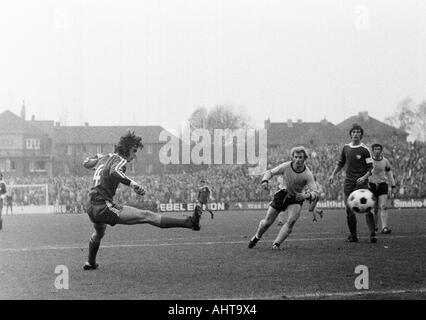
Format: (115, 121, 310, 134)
(267, 120, 346, 146)
(53, 125, 172, 144)
(0, 110, 48, 136)
(337, 112, 408, 138)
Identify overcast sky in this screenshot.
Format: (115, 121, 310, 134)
(0, 0, 425, 131)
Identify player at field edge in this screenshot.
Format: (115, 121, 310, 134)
(5, 188, 13, 215)
(328, 124, 376, 243)
(248, 146, 319, 250)
(82, 131, 203, 270)
(196, 179, 214, 219)
(369, 143, 396, 234)
(0, 173, 6, 230)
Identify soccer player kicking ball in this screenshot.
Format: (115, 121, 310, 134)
(248, 146, 318, 250)
(82, 131, 202, 270)
(369, 143, 396, 234)
(329, 124, 376, 243)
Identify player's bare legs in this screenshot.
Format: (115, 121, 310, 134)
(272, 204, 302, 249)
(84, 223, 107, 270)
(373, 201, 379, 231)
(365, 210, 377, 243)
(202, 204, 214, 219)
(117, 205, 200, 230)
(344, 194, 358, 242)
(277, 212, 285, 226)
(0, 207, 3, 231)
(196, 203, 214, 219)
(309, 197, 323, 221)
(377, 195, 390, 233)
(248, 206, 280, 248)
(83, 205, 201, 270)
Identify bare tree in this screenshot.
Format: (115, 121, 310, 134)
(188, 107, 208, 129)
(385, 97, 426, 142)
(188, 104, 253, 131)
(413, 101, 426, 142)
(385, 98, 416, 132)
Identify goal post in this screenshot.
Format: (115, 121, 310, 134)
(6, 184, 52, 214)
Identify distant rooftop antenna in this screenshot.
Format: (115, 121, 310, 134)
(21, 100, 26, 120)
(343, 96, 347, 120)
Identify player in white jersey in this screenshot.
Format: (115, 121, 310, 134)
(368, 144, 396, 234)
(248, 146, 318, 250)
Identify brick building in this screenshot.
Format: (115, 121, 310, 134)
(265, 118, 347, 149)
(337, 111, 408, 145)
(0, 109, 175, 177)
(0, 110, 53, 176)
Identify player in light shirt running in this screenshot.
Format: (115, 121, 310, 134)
(248, 146, 318, 250)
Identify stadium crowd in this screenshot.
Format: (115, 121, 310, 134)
(4, 141, 425, 213)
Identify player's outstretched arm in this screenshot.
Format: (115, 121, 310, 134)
(386, 161, 396, 196)
(386, 160, 396, 188)
(329, 165, 342, 184)
(356, 168, 372, 185)
(130, 181, 146, 196)
(296, 173, 319, 202)
(330, 147, 347, 183)
(261, 163, 286, 187)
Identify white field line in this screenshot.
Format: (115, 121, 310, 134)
(217, 287, 426, 300)
(282, 287, 426, 299)
(0, 234, 425, 253)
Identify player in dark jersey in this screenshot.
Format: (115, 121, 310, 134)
(82, 131, 203, 270)
(0, 173, 6, 231)
(196, 180, 214, 219)
(329, 124, 376, 243)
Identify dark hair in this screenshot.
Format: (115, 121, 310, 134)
(349, 123, 364, 138)
(372, 143, 383, 151)
(114, 131, 144, 158)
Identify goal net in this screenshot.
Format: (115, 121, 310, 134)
(5, 184, 51, 214)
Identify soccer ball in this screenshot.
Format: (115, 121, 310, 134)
(347, 189, 375, 214)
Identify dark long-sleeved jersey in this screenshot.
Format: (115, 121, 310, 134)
(337, 143, 373, 181)
(198, 186, 211, 204)
(84, 153, 134, 202)
(0, 181, 6, 204)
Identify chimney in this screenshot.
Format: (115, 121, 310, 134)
(320, 118, 328, 125)
(297, 119, 303, 124)
(358, 111, 369, 121)
(31, 115, 35, 121)
(287, 119, 293, 127)
(264, 118, 271, 129)
(84, 122, 89, 126)
(21, 100, 26, 120)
